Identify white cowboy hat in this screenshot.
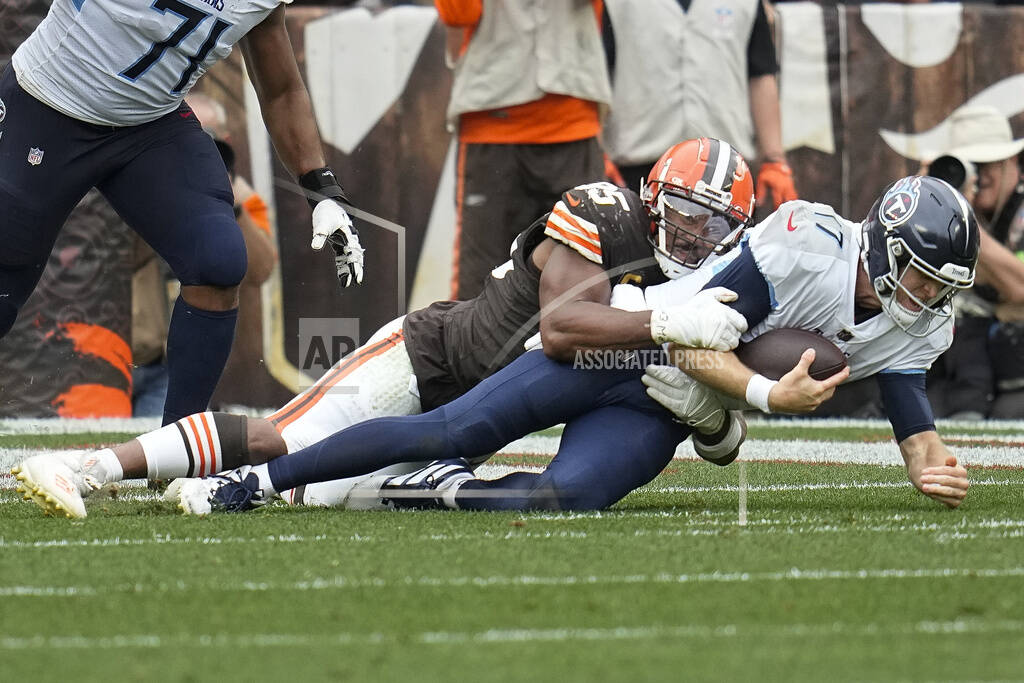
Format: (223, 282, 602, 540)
(946, 105, 1024, 163)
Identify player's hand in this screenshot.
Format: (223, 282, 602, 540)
(311, 199, 364, 287)
(917, 455, 969, 508)
(642, 364, 726, 433)
(756, 161, 798, 210)
(768, 348, 850, 413)
(610, 283, 648, 312)
(650, 287, 747, 351)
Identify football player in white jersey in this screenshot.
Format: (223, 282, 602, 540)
(0, 0, 363, 426)
(641, 174, 978, 507)
(184, 174, 975, 513)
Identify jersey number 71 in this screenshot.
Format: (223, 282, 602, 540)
(119, 0, 231, 94)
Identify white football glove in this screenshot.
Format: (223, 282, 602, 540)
(649, 286, 747, 351)
(610, 283, 648, 311)
(642, 364, 726, 434)
(311, 198, 364, 288)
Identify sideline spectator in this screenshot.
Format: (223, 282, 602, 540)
(436, 0, 612, 299)
(602, 0, 797, 211)
(930, 106, 1024, 418)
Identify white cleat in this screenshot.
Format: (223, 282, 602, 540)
(162, 478, 189, 504)
(176, 478, 221, 516)
(176, 467, 269, 516)
(10, 452, 99, 519)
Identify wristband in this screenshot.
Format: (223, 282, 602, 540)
(298, 166, 348, 210)
(745, 373, 777, 413)
(650, 309, 670, 344)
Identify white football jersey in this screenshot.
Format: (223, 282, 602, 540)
(644, 200, 953, 381)
(12, 0, 291, 126)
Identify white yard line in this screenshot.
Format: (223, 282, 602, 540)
(0, 418, 160, 435)
(2, 416, 1021, 435)
(1, 566, 1022, 601)
(2, 509, 1023, 550)
(1, 620, 1023, 651)
(498, 436, 1023, 468)
(649, 477, 1017, 495)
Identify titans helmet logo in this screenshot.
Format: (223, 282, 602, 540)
(879, 177, 921, 229)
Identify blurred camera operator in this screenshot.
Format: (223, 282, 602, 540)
(924, 105, 1024, 418)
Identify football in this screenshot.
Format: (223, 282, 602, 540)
(735, 328, 848, 381)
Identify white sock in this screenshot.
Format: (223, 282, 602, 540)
(81, 448, 123, 484)
(248, 464, 277, 497)
(136, 413, 225, 480)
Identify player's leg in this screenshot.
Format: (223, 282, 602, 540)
(0, 68, 103, 337)
(520, 136, 605, 217)
(385, 371, 689, 511)
(455, 404, 686, 510)
(200, 350, 651, 512)
(12, 409, 287, 517)
(98, 107, 245, 425)
(266, 317, 424, 507)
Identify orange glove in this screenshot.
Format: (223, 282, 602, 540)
(604, 153, 627, 188)
(756, 161, 798, 210)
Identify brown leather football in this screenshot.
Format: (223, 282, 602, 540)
(735, 329, 848, 381)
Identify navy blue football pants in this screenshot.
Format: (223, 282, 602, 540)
(267, 350, 692, 510)
(0, 67, 246, 337)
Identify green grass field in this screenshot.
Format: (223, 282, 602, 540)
(1, 419, 1022, 682)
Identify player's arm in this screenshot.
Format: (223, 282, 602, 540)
(240, 6, 324, 178)
(976, 229, 1024, 304)
(538, 243, 658, 362)
(241, 6, 364, 288)
(747, 1, 795, 208)
(878, 372, 969, 508)
(670, 245, 848, 412)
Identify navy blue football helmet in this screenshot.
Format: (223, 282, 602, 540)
(861, 176, 979, 336)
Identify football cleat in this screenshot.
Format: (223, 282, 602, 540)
(692, 410, 747, 466)
(177, 466, 269, 515)
(11, 452, 101, 519)
(378, 459, 475, 510)
(162, 477, 188, 504)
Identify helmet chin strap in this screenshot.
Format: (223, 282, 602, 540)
(653, 249, 689, 280)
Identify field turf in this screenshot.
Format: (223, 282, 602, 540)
(1, 419, 1022, 682)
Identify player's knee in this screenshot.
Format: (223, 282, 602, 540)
(536, 473, 617, 511)
(180, 284, 239, 311)
(180, 220, 247, 287)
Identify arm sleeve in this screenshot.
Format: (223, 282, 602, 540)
(877, 371, 936, 443)
(747, 1, 779, 78)
(701, 244, 773, 330)
(434, 0, 482, 27)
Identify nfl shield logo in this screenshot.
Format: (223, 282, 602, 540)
(27, 147, 44, 166)
(0, 97, 5, 123)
